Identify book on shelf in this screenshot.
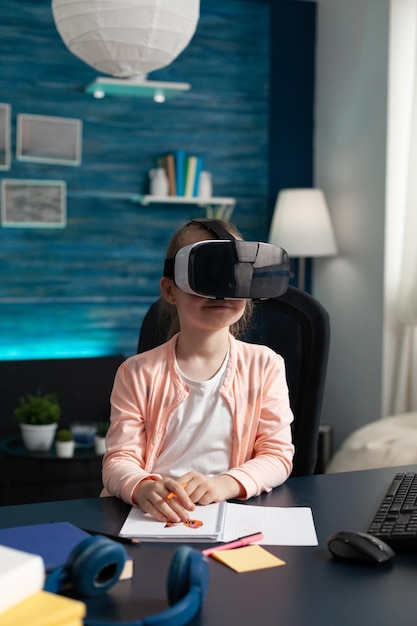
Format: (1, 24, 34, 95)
(184, 155, 197, 197)
(184, 155, 204, 197)
(119, 501, 318, 545)
(162, 151, 204, 198)
(174, 149, 186, 196)
(193, 156, 204, 196)
(164, 153, 176, 196)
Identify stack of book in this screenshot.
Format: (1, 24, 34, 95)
(0, 522, 134, 625)
(161, 151, 204, 197)
(1, 590, 86, 626)
(0, 544, 86, 625)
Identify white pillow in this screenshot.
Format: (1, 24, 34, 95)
(326, 412, 417, 473)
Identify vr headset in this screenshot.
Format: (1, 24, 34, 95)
(163, 219, 290, 300)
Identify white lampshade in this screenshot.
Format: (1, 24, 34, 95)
(52, 0, 200, 79)
(269, 188, 338, 258)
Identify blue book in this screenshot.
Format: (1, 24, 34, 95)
(193, 156, 204, 196)
(0, 521, 134, 577)
(174, 150, 186, 196)
(0, 522, 90, 571)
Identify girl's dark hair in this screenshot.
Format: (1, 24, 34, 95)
(160, 219, 253, 339)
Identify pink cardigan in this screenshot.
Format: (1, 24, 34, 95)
(102, 334, 294, 504)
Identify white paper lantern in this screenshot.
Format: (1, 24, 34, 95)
(51, 0, 200, 79)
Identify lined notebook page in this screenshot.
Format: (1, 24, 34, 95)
(222, 504, 318, 545)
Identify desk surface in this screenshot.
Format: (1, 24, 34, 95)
(1, 466, 416, 626)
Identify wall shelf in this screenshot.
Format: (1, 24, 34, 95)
(85, 77, 191, 101)
(131, 195, 236, 220)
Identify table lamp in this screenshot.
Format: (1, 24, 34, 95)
(268, 188, 338, 290)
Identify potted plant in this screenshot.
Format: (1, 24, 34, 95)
(14, 390, 61, 452)
(55, 428, 75, 458)
(94, 420, 110, 455)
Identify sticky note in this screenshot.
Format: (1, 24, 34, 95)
(211, 544, 286, 572)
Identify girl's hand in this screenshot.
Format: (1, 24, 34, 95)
(178, 472, 244, 505)
(133, 478, 195, 523)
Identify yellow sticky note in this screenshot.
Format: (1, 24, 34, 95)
(211, 544, 286, 572)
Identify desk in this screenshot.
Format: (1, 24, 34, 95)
(0, 466, 416, 626)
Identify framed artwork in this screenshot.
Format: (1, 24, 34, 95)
(1, 179, 66, 228)
(0, 103, 11, 170)
(16, 113, 82, 166)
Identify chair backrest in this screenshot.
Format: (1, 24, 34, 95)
(137, 286, 330, 476)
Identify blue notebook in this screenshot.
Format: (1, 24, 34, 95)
(0, 522, 90, 571)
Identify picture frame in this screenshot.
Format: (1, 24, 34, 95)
(1, 179, 66, 228)
(0, 103, 11, 171)
(16, 113, 82, 166)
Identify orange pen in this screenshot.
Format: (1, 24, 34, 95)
(166, 482, 188, 500)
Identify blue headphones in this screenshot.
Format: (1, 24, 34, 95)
(44, 535, 209, 626)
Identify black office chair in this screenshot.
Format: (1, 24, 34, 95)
(137, 286, 330, 476)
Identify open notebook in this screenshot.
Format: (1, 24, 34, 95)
(119, 502, 318, 545)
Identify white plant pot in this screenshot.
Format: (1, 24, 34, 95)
(55, 440, 75, 458)
(94, 435, 106, 455)
(20, 423, 58, 452)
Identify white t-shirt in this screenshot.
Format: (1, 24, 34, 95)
(153, 352, 232, 478)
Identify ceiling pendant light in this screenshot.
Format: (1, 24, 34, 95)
(52, 0, 200, 99)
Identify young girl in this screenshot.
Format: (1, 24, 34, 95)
(101, 219, 294, 523)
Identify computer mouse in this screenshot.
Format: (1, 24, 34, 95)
(327, 530, 395, 566)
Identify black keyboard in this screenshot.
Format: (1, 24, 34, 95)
(368, 472, 417, 547)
